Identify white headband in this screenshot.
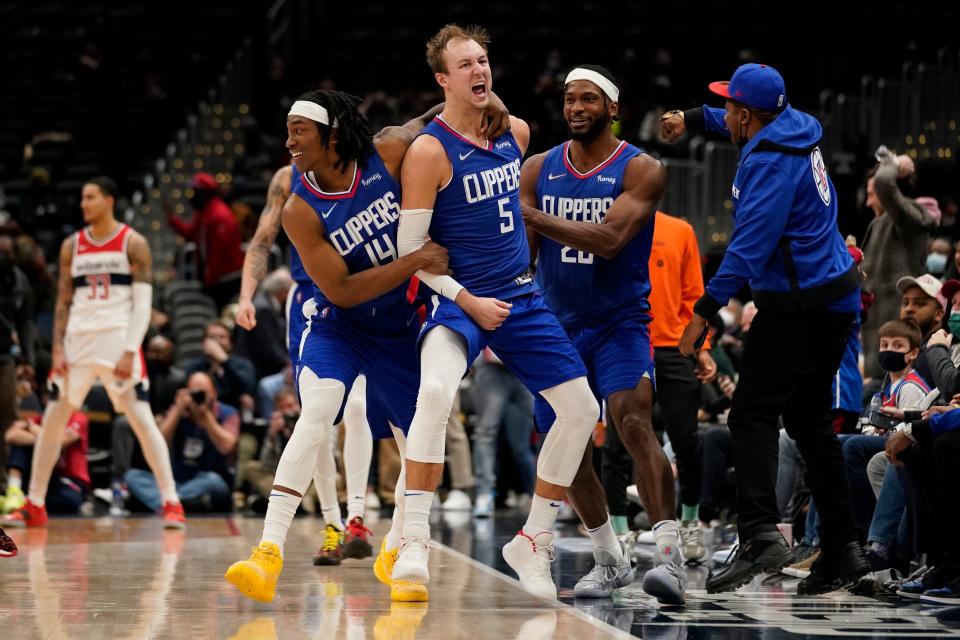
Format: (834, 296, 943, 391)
(564, 68, 620, 102)
(288, 100, 338, 127)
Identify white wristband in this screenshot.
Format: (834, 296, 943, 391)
(126, 282, 153, 352)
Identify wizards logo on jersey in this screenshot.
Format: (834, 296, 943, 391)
(291, 150, 412, 330)
(535, 140, 655, 329)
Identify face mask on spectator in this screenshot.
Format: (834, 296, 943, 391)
(878, 350, 908, 372)
(927, 252, 948, 275)
(949, 312, 960, 336)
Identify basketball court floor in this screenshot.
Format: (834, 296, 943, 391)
(2, 513, 959, 639)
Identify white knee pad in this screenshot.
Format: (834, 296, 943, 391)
(536, 377, 600, 487)
(273, 368, 345, 495)
(405, 327, 467, 464)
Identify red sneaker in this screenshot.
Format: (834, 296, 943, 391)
(0, 528, 17, 557)
(162, 502, 186, 530)
(2, 499, 48, 528)
(343, 516, 374, 559)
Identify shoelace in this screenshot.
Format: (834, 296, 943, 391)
(399, 537, 440, 558)
(346, 519, 373, 539)
(322, 525, 342, 551)
(252, 545, 280, 562)
(584, 562, 622, 584)
(720, 543, 741, 568)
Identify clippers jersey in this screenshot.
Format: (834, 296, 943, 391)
(419, 116, 534, 299)
(67, 223, 135, 334)
(288, 165, 311, 285)
(291, 150, 416, 336)
(535, 140, 653, 329)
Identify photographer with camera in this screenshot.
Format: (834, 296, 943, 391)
(125, 371, 239, 512)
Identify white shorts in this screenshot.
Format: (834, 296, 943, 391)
(55, 331, 147, 410)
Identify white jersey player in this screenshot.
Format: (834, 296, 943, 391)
(2, 177, 185, 529)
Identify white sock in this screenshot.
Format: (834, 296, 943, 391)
(262, 491, 301, 556)
(28, 399, 75, 507)
(343, 377, 373, 522)
(521, 495, 562, 538)
(653, 519, 680, 563)
(314, 432, 344, 530)
(401, 490, 433, 541)
(124, 398, 180, 505)
(8, 476, 22, 491)
(587, 517, 623, 560)
(385, 425, 407, 551)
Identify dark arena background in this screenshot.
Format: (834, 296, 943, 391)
(1, 2, 960, 639)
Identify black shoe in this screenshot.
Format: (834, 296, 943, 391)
(797, 541, 871, 595)
(706, 534, 792, 593)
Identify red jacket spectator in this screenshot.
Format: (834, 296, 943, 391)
(168, 172, 244, 288)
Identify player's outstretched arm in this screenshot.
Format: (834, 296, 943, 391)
(281, 195, 449, 309)
(519, 153, 546, 262)
(237, 165, 292, 330)
(51, 236, 75, 376)
(115, 232, 154, 379)
(521, 154, 665, 260)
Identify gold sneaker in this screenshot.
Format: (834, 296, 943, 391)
(374, 538, 399, 587)
(225, 541, 283, 603)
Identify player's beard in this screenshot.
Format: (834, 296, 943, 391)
(566, 112, 610, 144)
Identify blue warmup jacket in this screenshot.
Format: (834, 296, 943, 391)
(690, 105, 861, 319)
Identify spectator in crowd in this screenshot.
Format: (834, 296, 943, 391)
(919, 279, 960, 399)
(2, 411, 89, 515)
(166, 172, 245, 310)
(860, 147, 935, 378)
(234, 267, 292, 380)
(237, 387, 306, 509)
(0, 234, 36, 485)
(895, 274, 946, 386)
(126, 372, 238, 512)
(469, 348, 535, 518)
(927, 237, 953, 279)
(184, 321, 256, 415)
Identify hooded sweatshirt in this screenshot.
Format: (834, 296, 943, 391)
(686, 105, 860, 319)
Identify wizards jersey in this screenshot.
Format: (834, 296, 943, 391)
(535, 140, 653, 329)
(291, 150, 416, 335)
(419, 116, 534, 300)
(68, 223, 136, 334)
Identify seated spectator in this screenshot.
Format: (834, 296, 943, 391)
(922, 279, 960, 398)
(125, 372, 239, 512)
(895, 274, 946, 386)
(184, 321, 256, 416)
(234, 268, 291, 381)
(927, 237, 953, 279)
(2, 411, 89, 515)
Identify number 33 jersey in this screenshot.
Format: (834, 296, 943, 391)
(68, 223, 136, 334)
(534, 140, 654, 330)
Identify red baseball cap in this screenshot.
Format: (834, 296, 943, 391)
(190, 172, 219, 191)
(942, 279, 960, 305)
(709, 63, 787, 112)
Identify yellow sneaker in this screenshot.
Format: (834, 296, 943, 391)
(228, 616, 277, 640)
(225, 541, 283, 603)
(374, 539, 399, 587)
(390, 580, 428, 602)
(3, 486, 25, 515)
(373, 602, 429, 640)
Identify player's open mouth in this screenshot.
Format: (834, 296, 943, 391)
(471, 82, 487, 97)
(568, 117, 589, 126)
(290, 151, 304, 159)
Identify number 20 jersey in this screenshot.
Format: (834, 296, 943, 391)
(534, 140, 654, 329)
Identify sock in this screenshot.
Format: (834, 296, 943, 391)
(7, 476, 22, 491)
(346, 494, 365, 523)
(653, 519, 680, 564)
(586, 517, 624, 560)
(611, 514, 629, 536)
(521, 495, 562, 538)
(323, 506, 344, 531)
(124, 398, 180, 505)
(868, 540, 890, 559)
(314, 432, 343, 530)
(401, 490, 434, 541)
(681, 503, 700, 523)
(261, 491, 301, 556)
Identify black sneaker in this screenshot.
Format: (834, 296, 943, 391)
(797, 541, 871, 594)
(0, 527, 17, 558)
(898, 564, 960, 600)
(707, 533, 792, 593)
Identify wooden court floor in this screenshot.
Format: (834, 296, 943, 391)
(3, 515, 960, 639)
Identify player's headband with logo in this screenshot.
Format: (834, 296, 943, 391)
(564, 68, 619, 102)
(288, 100, 338, 127)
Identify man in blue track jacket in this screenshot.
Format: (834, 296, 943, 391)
(660, 63, 870, 595)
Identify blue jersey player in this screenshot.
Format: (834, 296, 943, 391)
(225, 89, 454, 604)
(390, 25, 600, 603)
(521, 65, 686, 605)
(236, 164, 379, 567)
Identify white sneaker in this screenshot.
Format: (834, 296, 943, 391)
(442, 489, 472, 511)
(680, 521, 708, 564)
(392, 537, 432, 584)
(502, 531, 558, 600)
(637, 530, 655, 544)
(473, 492, 494, 518)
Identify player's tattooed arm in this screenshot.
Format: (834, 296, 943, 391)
(521, 154, 665, 260)
(51, 236, 75, 374)
(238, 166, 292, 329)
(127, 233, 153, 284)
(519, 153, 546, 262)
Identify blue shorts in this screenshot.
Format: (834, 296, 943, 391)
(298, 300, 419, 439)
(286, 281, 314, 368)
(420, 292, 587, 404)
(534, 315, 655, 432)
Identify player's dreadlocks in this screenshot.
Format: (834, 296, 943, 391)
(295, 89, 375, 173)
